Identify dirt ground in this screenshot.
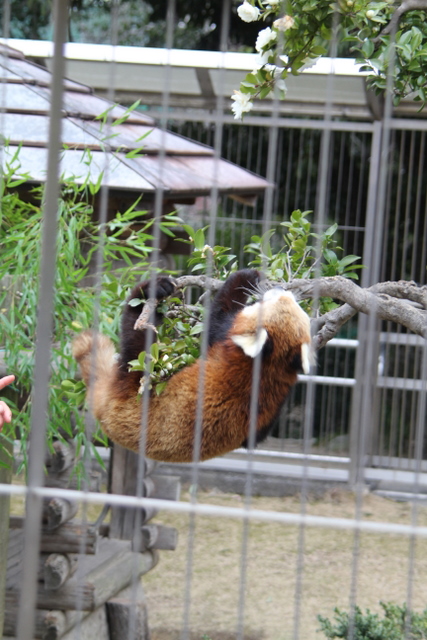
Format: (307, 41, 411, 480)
(9, 482, 427, 640)
(143, 487, 427, 640)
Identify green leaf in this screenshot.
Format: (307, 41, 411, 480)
(193, 228, 206, 250)
(190, 323, 203, 335)
(323, 249, 338, 264)
(155, 382, 168, 396)
(128, 297, 143, 307)
(338, 254, 361, 268)
(150, 342, 159, 361)
(324, 223, 338, 238)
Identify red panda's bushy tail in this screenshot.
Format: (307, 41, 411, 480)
(72, 330, 116, 387)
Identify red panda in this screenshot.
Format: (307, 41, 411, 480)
(72, 269, 311, 463)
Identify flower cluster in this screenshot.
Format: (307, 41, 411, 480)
(231, 90, 254, 119)
(231, 0, 427, 119)
(231, 1, 296, 119)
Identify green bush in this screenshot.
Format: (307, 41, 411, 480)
(318, 602, 427, 639)
(0, 154, 181, 477)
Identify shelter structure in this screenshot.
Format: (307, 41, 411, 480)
(0, 42, 269, 226)
(7, 38, 426, 120)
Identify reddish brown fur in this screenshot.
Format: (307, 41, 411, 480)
(72, 272, 311, 463)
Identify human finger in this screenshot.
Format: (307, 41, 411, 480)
(0, 375, 15, 390)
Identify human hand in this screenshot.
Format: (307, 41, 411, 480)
(0, 375, 15, 430)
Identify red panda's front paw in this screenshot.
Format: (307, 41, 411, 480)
(127, 276, 176, 310)
(153, 277, 176, 301)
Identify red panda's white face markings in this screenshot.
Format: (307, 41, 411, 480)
(230, 286, 312, 373)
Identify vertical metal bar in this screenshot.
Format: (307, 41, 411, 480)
(405, 327, 427, 633)
(348, 119, 383, 486)
(182, 3, 231, 638)
(16, 2, 68, 639)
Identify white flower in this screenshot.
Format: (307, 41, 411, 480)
(255, 26, 277, 52)
(273, 15, 295, 31)
(263, 0, 280, 5)
(231, 90, 254, 120)
(275, 77, 287, 93)
(237, 1, 261, 23)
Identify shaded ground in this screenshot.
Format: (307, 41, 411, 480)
(144, 488, 427, 640)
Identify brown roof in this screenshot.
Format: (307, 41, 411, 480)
(0, 43, 269, 201)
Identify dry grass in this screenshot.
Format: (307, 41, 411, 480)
(144, 487, 427, 640)
(9, 478, 427, 640)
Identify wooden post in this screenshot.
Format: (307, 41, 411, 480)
(109, 445, 156, 540)
(109, 445, 181, 540)
(106, 582, 150, 640)
(0, 434, 13, 639)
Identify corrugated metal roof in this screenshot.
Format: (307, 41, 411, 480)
(0, 42, 269, 200)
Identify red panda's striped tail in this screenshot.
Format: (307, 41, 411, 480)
(72, 330, 116, 387)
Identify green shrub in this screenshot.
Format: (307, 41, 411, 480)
(0, 154, 181, 477)
(318, 602, 427, 639)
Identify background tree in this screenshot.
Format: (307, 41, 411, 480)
(231, 0, 427, 118)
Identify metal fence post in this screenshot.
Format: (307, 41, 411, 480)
(348, 119, 388, 488)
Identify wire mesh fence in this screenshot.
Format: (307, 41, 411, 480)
(1, 1, 427, 639)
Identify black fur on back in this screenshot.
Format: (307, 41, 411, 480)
(208, 269, 261, 347)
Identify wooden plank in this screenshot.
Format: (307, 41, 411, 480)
(60, 607, 109, 640)
(109, 445, 179, 540)
(44, 554, 77, 591)
(6, 538, 158, 611)
(45, 441, 76, 474)
(151, 474, 181, 501)
(45, 469, 101, 492)
(4, 607, 67, 639)
(4, 606, 100, 640)
(106, 583, 150, 640)
(42, 498, 79, 531)
(139, 524, 178, 551)
(5, 530, 24, 589)
(9, 518, 98, 555)
(109, 446, 158, 539)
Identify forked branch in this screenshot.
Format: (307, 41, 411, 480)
(133, 275, 427, 350)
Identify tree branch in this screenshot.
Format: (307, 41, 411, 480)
(135, 275, 427, 349)
(286, 276, 427, 343)
(374, 0, 427, 42)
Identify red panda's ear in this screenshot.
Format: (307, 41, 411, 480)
(231, 329, 268, 358)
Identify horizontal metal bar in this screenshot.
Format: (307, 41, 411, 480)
(371, 455, 427, 472)
(379, 332, 426, 346)
(2, 483, 427, 537)
(233, 448, 350, 465)
(388, 118, 427, 131)
(298, 374, 356, 386)
(165, 111, 376, 131)
(325, 338, 359, 348)
(377, 376, 427, 391)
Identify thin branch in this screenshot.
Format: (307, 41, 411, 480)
(133, 297, 158, 331)
(286, 276, 427, 339)
(374, 0, 427, 42)
(310, 304, 358, 351)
